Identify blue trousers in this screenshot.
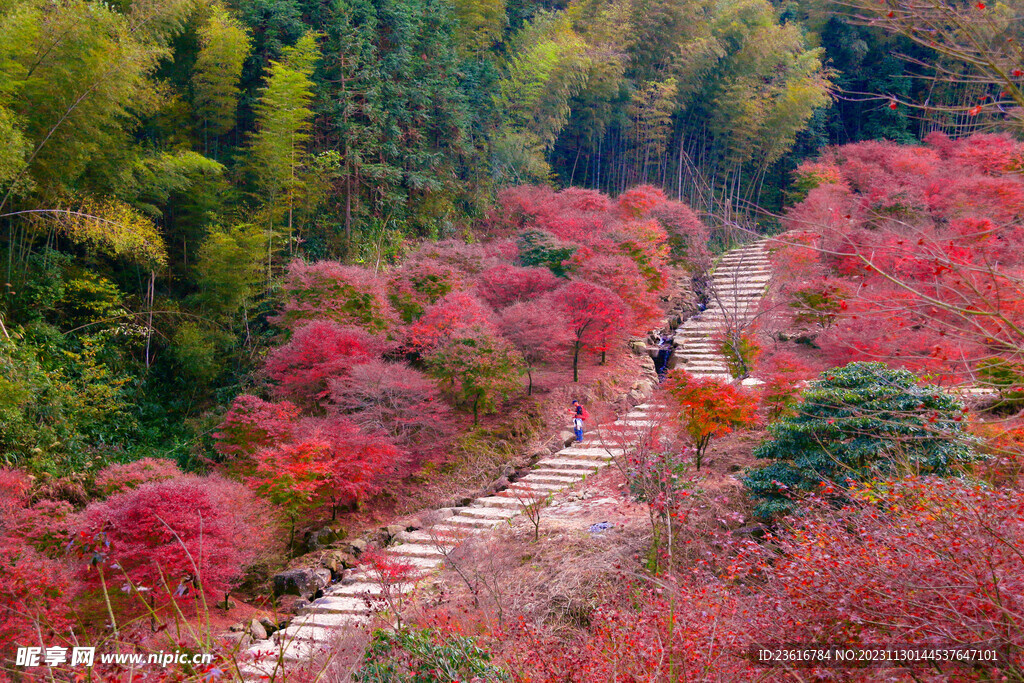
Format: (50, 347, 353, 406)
(574, 418, 583, 442)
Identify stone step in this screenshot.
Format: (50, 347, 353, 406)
(521, 472, 585, 485)
(529, 467, 591, 480)
(474, 495, 524, 509)
(441, 514, 506, 529)
(534, 457, 605, 471)
(461, 505, 520, 520)
(326, 581, 402, 598)
(556, 446, 619, 458)
(289, 612, 370, 630)
(387, 542, 445, 559)
(504, 480, 563, 493)
(303, 595, 376, 615)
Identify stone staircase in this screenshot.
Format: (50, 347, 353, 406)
(674, 239, 772, 381)
(239, 239, 773, 679)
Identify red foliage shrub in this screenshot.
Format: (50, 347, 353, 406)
(743, 478, 1024, 672)
(616, 185, 667, 218)
(293, 416, 405, 509)
(74, 475, 270, 603)
(407, 291, 495, 351)
(0, 533, 73, 647)
(496, 300, 572, 394)
(94, 458, 182, 497)
(664, 371, 757, 468)
(387, 260, 464, 323)
(213, 394, 300, 467)
(566, 248, 662, 331)
(274, 259, 397, 332)
(553, 282, 632, 382)
(0, 468, 74, 647)
(329, 360, 454, 449)
(264, 319, 384, 402)
(754, 349, 819, 420)
(778, 133, 1024, 383)
(473, 264, 562, 309)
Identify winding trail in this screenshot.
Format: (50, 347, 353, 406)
(239, 238, 774, 679)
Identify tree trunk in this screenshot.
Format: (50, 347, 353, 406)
(573, 340, 581, 382)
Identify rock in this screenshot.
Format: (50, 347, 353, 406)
(222, 632, 251, 649)
(250, 618, 268, 640)
(588, 522, 614, 534)
(321, 550, 357, 578)
(272, 568, 331, 599)
(228, 622, 246, 633)
(259, 617, 279, 636)
(220, 597, 237, 611)
(349, 538, 368, 555)
(306, 526, 343, 552)
(385, 524, 405, 539)
(560, 430, 576, 447)
(291, 599, 310, 614)
(629, 340, 647, 355)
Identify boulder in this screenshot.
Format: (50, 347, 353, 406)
(629, 340, 648, 355)
(272, 568, 331, 599)
(259, 616, 280, 636)
(320, 550, 358, 578)
(348, 538, 368, 555)
(305, 526, 343, 552)
(250, 619, 268, 641)
(222, 632, 251, 649)
(228, 622, 246, 633)
(385, 524, 405, 539)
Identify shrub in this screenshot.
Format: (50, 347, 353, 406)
(275, 259, 397, 332)
(94, 458, 182, 497)
(213, 395, 300, 473)
(388, 260, 464, 323)
(74, 475, 271, 604)
(515, 230, 576, 277)
(354, 628, 509, 682)
(744, 362, 978, 517)
(664, 372, 757, 469)
(474, 264, 562, 309)
(553, 282, 632, 382)
(329, 360, 454, 448)
(264, 319, 383, 402)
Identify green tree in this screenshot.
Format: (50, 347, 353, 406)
(424, 325, 522, 423)
(743, 362, 979, 518)
(192, 5, 251, 154)
(247, 31, 321, 268)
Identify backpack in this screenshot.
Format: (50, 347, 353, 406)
(578, 406, 589, 420)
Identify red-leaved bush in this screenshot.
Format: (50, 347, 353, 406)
(74, 475, 270, 604)
(407, 291, 495, 351)
(274, 259, 397, 332)
(94, 458, 182, 497)
(0, 468, 73, 647)
(496, 300, 572, 394)
(473, 263, 562, 309)
(213, 394, 300, 473)
(774, 133, 1024, 384)
(664, 371, 757, 468)
(329, 360, 454, 449)
(553, 281, 632, 382)
(264, 319, 384, 402)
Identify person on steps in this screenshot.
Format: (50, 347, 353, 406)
(571, 400, 588, 443)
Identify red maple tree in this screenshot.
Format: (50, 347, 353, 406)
(263, 319, 384, 402)
(553, 282, 632, 382)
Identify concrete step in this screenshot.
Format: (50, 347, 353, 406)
(557, 446, 619, 457)
(504, 480, 563, 493)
